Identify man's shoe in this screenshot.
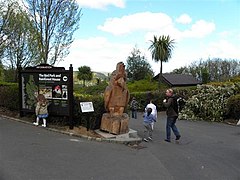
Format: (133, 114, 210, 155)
(33, 122, 38, 126)
(148, 137, 153, 141)
(164, 139, 171, 143)
(176, 135, 181, 140)
(42, 124, 46, 127)
(143, 138, 149, 142)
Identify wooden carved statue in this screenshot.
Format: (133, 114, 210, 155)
(104, 62, 130, 116)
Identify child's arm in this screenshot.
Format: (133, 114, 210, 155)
(35, 102, 40, 115)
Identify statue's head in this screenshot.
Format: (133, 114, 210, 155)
(116, 62, 125, 73)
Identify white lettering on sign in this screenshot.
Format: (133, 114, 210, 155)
(39, 74, 62, 81)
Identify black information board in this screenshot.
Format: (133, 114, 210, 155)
(19, 64, 74, 128)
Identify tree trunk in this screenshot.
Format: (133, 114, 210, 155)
(83, 79, 85, 87)
(158, 60, 163, 87)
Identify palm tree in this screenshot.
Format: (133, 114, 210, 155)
(148, 35, 175, 86)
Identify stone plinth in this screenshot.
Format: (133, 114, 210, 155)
(100, 113, 129, 135)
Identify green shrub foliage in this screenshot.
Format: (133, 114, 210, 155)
(226, 94, 240, 120)
(129, 91, 164, 111)
(1, 79, 240, 125)
(74, 81, 107, 95)
(129, 87, 194, 112)
(127, 79, 159, 92)
(0, 82, 19, 110)
(73, 94, 105, 130)
(179, 84, 240, 122)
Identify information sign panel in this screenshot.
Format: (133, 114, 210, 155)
(80, 102, 94, 113)
(19, 64, 73, 117)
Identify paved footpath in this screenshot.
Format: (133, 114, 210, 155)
(1, 112, 240, 180)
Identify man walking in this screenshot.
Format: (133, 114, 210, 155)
(163, 89, 181, 142)
(130, 97, 139, 119)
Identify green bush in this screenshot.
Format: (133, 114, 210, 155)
(3, 78, 227, 126)
(129, 91, 164, 111)
(0, 82, 105, 129)
(226, 94, 240, 120)
(0, 82, 19, 110)
(73, 94, 105, 130)
(74, 81, 107, 95)
(229, 75, 240, 83)
(129, 87, 195, 112)
(127, 79, 160, 92)
(179, 84, 238, 122)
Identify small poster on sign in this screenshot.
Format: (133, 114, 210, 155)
(80, 102, 94, 113)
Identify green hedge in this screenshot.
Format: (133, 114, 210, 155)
(0, 82, 19, 110)
(226, 94, 240, 120)
(179, 84, 240, 122)
(73, 94, 105, 130)
(130, 87, 195, 112)
(74, 81, 107, 95)
(2, 80, 240, 125)
(0, 81, 195, 124)
(72, 87, 195, 130)
(127, 79, 160, 92)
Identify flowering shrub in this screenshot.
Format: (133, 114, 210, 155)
(179, 84, 240, 122)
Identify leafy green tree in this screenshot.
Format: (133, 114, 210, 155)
(2, 68, 16, 82)
(171, 67, 189, 74)
(24, 0, 82, 65)
(0, 60, 4, 81)
(201, 67, 210, 84)
(148, 35, 175, 86)
(6, 9, 39, 66)
(0, 1, 16, 56)
(172, 58, 240, 83)
(126, 47, 154, 81)
(4, 3, 39, 81)
(0, 1, 40, 82)
(77, 66, 93, 87)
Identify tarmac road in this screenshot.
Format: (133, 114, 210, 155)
(1, 112, 240, 180)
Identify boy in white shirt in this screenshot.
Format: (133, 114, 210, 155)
(145, 100, 157, 130)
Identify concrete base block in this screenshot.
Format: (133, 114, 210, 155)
(100, 113, 129, 135)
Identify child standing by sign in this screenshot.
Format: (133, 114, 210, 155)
(33, 94, 48, 127)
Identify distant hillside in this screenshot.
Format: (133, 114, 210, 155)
(73, 71, 109, 85)
(93, 71, 109, 80)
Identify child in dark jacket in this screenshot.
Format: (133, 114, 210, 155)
(143, 108, 156, 142)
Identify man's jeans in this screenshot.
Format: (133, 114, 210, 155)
(166, 116, 180, 140)
(132, 110, 137, 119)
